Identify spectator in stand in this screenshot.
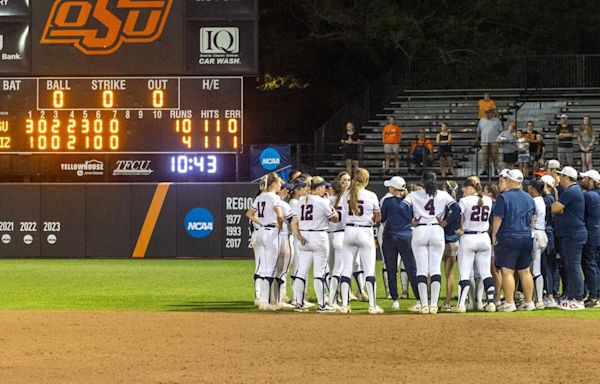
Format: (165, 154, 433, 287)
(477, 108, 503, 176)
(524, 121, 542, 169)
(497, 121, 517, 170)
(409, 129, 434, 175)
(556, 114, 574, 166)
(382, 116, 402, 175)
(536, 133, 546, 170)
(552, 166, 588, 310)
(436, 123, 455, 177)
(578, 116, 595, 172)
(516, 130, 530, 177)
(341, 122, 362, 175)
(478, 93, 497, 119)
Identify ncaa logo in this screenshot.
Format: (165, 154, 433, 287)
(259, 148, 281, 171)
(200, 27, 239, 54)
(184, 208, 215, 239)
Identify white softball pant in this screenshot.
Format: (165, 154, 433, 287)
(412, 225, 445, 276)
(458, 233, 492, 281)
(342, 227, 376, 278)
(294, 231, 330, 307)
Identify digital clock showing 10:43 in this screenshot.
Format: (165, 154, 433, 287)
(170, 155, 218, 174)
(0, 77, 243, 154)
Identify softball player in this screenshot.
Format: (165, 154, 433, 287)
(403, 172, 454, 314)
(275, 184, 300, 309)
(328, 174, 350, 308)
(246, 173, 285, 311)
(340, 168, 383, 314)
(293, 177, 339, 312)
(250, 187, 265, 305)
(528, 179, 548, 309)
(454, 179, 496, 312)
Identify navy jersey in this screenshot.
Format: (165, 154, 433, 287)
(556, 184, 587, 242)
(443, 201, 461, 243)
(381, 196, 413, 238)
(492, 188, 535, 239)
(584, 189, 600, 246)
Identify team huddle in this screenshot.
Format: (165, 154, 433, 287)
(246, 160, 600, 314)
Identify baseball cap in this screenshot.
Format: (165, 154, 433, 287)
(282, 182, 295, 190)
(546, 159, 561, 170)
(558, 166, 578, 180)
(581, 170, 600, 182)
(499, 169, 510, 178)
(292, 180, 307, 190)
(311, 176, 331, 189)
(541, 175, 555, 188)
(384, 176, 407, 190)
(505, 169, 524, 183)
(560, 114, 568, 119)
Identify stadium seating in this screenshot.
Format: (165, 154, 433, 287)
(316, 88, 600, 180)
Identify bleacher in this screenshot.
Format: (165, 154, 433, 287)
(315, 88, 600, 180)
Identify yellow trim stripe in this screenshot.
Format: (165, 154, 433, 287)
(132, 183, 172, 259)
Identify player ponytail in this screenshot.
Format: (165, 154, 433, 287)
(349, 168, 369, 215)
(463, 178, 484, 207)
(332, 178, 344, 208)
(423, 172, 437, 197)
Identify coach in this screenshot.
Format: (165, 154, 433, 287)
(581, 170, 600, 307)
(491, 169, 535, 312)
(552, 166, 588, 310)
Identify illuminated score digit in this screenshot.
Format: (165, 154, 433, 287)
(176, 119, 192, 148)
(53, 91, 64, 108)
(228, 119, 239, 149)
(103, 91, 114, 108)
(152, 90, 164, 108)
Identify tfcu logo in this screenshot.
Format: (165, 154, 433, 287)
(40, 0, 174, 55)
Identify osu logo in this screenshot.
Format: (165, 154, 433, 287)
(41, 0, 174, 55)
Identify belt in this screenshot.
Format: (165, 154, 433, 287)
(464, 230, 488, 235)
(534, 228, 545, 231)
(417, 223, 440, 227)
(300, 229, 328, 232)
(262, 224, 276, 230)
(332, 229, 345, 233)
(345, 224, 373, 228)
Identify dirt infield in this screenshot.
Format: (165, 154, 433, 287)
(0, 311, 598, 384)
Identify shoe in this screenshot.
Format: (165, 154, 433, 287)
(400, 292, 409, 300)
(595, 301, 600, 308)
(535, 301, 546, 310)
(451, 305, 466, 313)
(259, 302, 279, 311)
(477, 302, 485, 311)
(358, 292, 369, 302)
(584, 299, 598, 308)
(280, 295, 292, 304)
(303, 300, 315, 308)
(497, 302, 517, 312)
(429, 305, 438, 314)
(339, 306, 351, 314)
(515, 291, 525, 304)
(254, 298, 261, 306)
(544, 299, 558, 308)
(421, 305, 430, 315)
(485, 303, 496, 313)
(560, 299, 585, 311)
(466, 301, 475, 311)
(368, 305, 384, 315)
(294, 304, 308, 313)
(518, 302, 535, 311)
(279, 302, 295, 310)
(442, 302, 452, 311)
(407, 302, 423, 313)
(391, 301, 400, 311)
(349, 292, 358, 301)
(386, 293, 392, 299)
(317, 305, 337, 313)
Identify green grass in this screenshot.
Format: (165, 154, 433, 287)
(0, 259, 598, 317)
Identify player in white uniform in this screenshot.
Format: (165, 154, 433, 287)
(454, 179, 496, 312)
(288, 180, 314, 307)
(328, 173, 350, 308)
(528, 179, 548, 309)
(340, 168, 383, 314)
(246, 173, 285, 311)
(293, 177, 339, 312)
(403, 172, 454, 314)
(275, 183, 300, 309)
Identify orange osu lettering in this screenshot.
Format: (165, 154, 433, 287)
(41, 0, 174, 55)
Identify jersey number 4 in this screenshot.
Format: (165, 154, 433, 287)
(424, 199, 435, 215)
(301, 204, 314, 221)
(470, 205, 490, 222)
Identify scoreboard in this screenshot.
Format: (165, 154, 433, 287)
(0, 0, 258, 182)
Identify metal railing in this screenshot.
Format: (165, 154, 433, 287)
(313, 64, 409, 167)
(408, 55, 600, 90)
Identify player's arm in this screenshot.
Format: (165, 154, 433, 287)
(372, 210, 381, 225)
(491, 195, 505, 245)
(551, 201, 565, 215)
(491, 216, 502, 245)
(245, 208, 261, 227)
(289, 216, 306, 245)
(274, 206, 284, 230)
